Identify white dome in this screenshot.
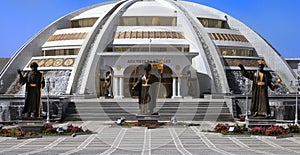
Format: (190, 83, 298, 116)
(0, 0, 294, 97)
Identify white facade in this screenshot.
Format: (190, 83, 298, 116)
(0, 0, 296, 97)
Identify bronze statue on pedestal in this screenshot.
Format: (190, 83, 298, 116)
(239, 60, 279, 117)
(132, 63, 159, 115)
(18, 62, 45, 118)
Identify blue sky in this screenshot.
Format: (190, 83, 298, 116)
(0, 0, 299, 58)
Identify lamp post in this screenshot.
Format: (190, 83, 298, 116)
(149, 39, 152, 53)
(290, 76, 300, 126)
(245, 78, 249, 121)
(244, 78, 250, 127)
(46, 78, 55, 124)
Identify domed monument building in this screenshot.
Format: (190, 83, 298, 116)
(0, 0, 297, 121)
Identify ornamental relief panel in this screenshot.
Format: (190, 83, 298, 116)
(28, 58, 75, 68)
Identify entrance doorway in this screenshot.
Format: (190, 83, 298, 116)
(124, 64, 173, 98)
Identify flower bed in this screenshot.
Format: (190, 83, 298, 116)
(249, 126, 265, 135)
(0, 124, 92, 138)
(214, 123, 248, 135)
(213, 123, 299, 136)
(265, 126, 290, 136)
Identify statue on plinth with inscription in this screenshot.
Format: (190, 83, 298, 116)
(132, 62, 160, 115)
(238, 60, 280, 117)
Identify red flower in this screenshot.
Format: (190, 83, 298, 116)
(265, 126, 289, 136)
(249, 126, 265, 135)
(214, 123, 229, 133)
(136, 122, 141, 126)
(67, 125, 83, 133)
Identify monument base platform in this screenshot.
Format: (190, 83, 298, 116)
(136, 114, 160, 125)
(17, 118, 44, 133)
(248, 118, 276, 129)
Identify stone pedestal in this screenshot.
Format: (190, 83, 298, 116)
(136, 114, 160, 125)
(17, 118, 44, 133)
(248, 118, 276, 129)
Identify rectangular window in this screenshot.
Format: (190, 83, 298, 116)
(121, 17, 137, 26)
(72, 18, 98, 28)
(44, 49, 79, 56)
(110, 45, 189, 53)
(198, 18, 230, 29)
(121, 16, 177, 26)
(218, 47, 258, 57)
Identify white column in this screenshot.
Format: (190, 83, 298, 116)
(113, 77, 119, 99)
(177, 76, 182, 98)
(172, 76, 177, 98)
(119, 77, 124, 98)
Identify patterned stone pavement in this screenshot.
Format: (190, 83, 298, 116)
(0, 121, 300, 155)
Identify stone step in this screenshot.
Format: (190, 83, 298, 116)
(69, 105, 228, 110)
(248, 118, 277, 128)
(64, 114, 233, 121)
(64, 112, 233, 121)
(67, 109, 230, 115)
(63, 114, 233, 121)
(64, 100, 233, 121)
(68, 102, 228, 108)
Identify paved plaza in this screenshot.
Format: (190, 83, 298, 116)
(0, 121, 300, 155)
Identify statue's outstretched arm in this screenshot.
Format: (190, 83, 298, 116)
(238, 64, 253, 80)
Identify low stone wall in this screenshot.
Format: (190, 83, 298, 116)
(233, 95, 299, 121)
(0, 95, 70, 122)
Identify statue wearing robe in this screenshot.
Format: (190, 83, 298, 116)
(239, 62, 277, 117)
(104, 71, 112, 98)
(18, 62, 45, 118)
(132, 63, 159, 114)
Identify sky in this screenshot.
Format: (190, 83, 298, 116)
(0, 0, 299, 58)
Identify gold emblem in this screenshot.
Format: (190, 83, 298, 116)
(63, 58, 74, 67)
(116, 65, 121, 71)
(45, 58, 54, 67)
(53, 58, 63, 67)
(37, 59, 45, 67)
